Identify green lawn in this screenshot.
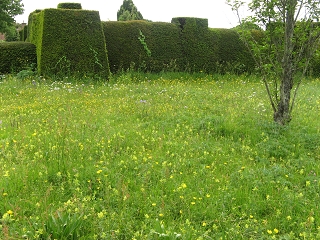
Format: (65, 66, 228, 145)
(0, 73, 319, 239)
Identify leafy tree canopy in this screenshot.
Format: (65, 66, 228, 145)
(228, 0, 320, 125)
(0, 0, 24, 33)
(117, 0, 144, 21)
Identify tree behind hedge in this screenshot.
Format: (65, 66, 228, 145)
(117, 0, 143, 21)
(0, 0, 24, 33)
(3, 24, 19, 41)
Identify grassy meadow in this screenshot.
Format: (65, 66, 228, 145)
(0, 72, 319, 239)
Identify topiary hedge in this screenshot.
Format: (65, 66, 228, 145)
(27, 9, 45, 68)
(23, 25, 28, 41)
(0, 42, 37, 73)
(24, 7, 260, 76)
(172, 17, 219, 72)
(210, 28, 255, 74)
(19, 25, 28, 41)
(57, 3, 82, 9)
(27, 8, 110, 78)
(102, 20, 184, 72)
(103, 18, 255, 74)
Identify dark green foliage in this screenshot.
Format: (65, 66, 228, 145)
(103, 20, 183, 72)
(117, 0, 143, 21)
(27, 10, 45, 69)
(309, 50, 320, 77)
(57, 3, 82, 9)
(210, 28, 256, 74)
(19, 29, 23, 41)
(22, 9, 282, 77)
(172, 17, 219, 72)
(19, 25, 28, 41)
(103, 17, 255, 74)
(23, 25, 28, 41)
(0, 42, 36, 73)
(171, 17, 208, 30)
(27, 8, 110, 78)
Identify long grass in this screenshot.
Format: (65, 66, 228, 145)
(0, 72, 319, 239)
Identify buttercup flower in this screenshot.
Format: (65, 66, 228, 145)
(7, 210, 13, 215)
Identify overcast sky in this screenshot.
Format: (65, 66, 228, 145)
(14, 0, 247, 29)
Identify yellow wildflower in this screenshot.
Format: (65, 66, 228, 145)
(97, 212, 104, 219)
(181, 183, 187, 188)
(7, 210, 13, 215)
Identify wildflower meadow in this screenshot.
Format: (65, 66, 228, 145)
(0, 72, 319, 239)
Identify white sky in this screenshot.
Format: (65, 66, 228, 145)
(14, 0, 246, 29)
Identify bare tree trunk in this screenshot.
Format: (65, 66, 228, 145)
(273, 0, 296, 125)
(274, 69, 293, 124)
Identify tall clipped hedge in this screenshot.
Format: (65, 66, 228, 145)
(102, 17, 254, 74)
(102, 20, 183, 72)
(28, 8, 110, 78)
(172, 17, 219, 72)
(19, 25, 28, 41)
(210, 28, 255, 74)
(0, 42, 37, 73)
(23, 25, 28, 41)
(27, 10, 44, 69)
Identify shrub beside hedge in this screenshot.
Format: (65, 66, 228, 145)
(28, 8, 110, 78)
(0, 42, 37, 73)
(102, 20, 183, 72)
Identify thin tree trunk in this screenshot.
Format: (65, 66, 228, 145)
(274, 0, 296, 125)
(274, 70, 293, 124)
